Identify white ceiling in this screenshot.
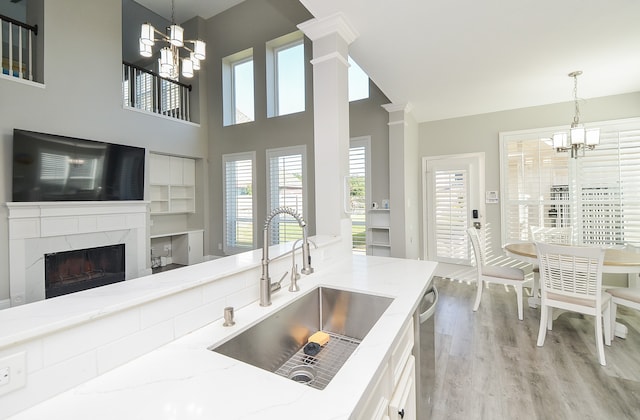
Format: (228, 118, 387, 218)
(139, 0, 640, 123)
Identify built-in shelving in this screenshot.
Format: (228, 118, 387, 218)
(368, 208, 391, 257)
(149, 153, 196, 214)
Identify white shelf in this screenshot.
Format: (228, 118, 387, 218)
(149, 155, 196, 215)
(367, 207, 391, 257)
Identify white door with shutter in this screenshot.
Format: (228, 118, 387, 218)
(424, 153, 484, 264)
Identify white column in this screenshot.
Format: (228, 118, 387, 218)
(382, 103, 420, 259)
(299, 14, 359, 252)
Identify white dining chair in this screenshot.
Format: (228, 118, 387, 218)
(608, 287, 640, 340)
(467, 227, 531, 320)
(529, 226, 573, 245)
(528, 226, 573, 308)
(535, 242, 611, 366)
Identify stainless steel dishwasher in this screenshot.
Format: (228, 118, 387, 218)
(414, 284, 438, 420)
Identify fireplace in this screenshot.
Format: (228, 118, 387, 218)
(45, 244, 125, 298)
(7, 201, 151, 307)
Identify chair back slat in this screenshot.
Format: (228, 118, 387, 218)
(467, 227, 485, 267)
(530, 226, 573, 244)
(536, 242, 604, 302)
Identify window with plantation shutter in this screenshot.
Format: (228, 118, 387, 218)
(500, 117, 640, 247)
(433, 169, 470, 262)
(266, 146, 307, 245)
(349, 138, 369, 254)
(223, 152, 255, 254)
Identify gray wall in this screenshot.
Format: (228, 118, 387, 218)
(350, 82, 391, 207)
(204, 0, 391, 256)
(0, 0, 209, 302)
(418, 91, 640, 258)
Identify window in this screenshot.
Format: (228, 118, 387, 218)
(348, 56, 369, 102)
(223, 152, 256, 254)
(500, 118, 640, 247)
(266, 146, 307, 245)
(222, 48, 254, 126)
(349, 137, 370, 254)
(267, 32, 305, 117)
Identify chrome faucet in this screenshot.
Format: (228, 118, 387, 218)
(260, 207, 314, 306)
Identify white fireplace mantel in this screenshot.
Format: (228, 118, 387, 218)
(6, 201, 151, 307)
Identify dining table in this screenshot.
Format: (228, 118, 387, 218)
(504, 241, 640, 338)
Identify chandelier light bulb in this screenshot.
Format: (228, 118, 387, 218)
(193, 40, 206, 60)
(169, 24, 184, 47)
(190, 53, 201, 70)
(158, 60, 171, 78)
(182, 57, 194, 78)
(570, 126, 585, 145)
(140, 23, 155, 46)
(586, 128, 600, 146)
(139, 40, 153, 58)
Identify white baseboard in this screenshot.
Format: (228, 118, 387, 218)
(0, 298, 11, 310)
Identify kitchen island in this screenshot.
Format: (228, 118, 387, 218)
(5, 245, 436, 419)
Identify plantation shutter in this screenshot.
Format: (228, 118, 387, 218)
(349, 145, 367, 254)
(577, 126, 640, 246)
(433, 169, 470, 262)
(223, 152, 255, 253)
(503, 136, 570, 243)
(267, 146, 306, 245)
(501, 118, 640, 247)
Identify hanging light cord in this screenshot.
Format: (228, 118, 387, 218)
(572, 72, 581, 127)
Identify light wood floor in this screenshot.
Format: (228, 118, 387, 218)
(430, 277, 640, 420)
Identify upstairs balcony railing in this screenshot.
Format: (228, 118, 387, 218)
(1, 13, 38, 81)
(122, 62, 192, 122)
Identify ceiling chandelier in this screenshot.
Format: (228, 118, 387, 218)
(549, 71, 600, 159)
(138, 0, 206, 80)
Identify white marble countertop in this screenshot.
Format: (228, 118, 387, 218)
(10, 255, 437, 420)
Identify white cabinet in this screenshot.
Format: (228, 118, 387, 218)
(355, 318, 415, 420)
(150, 154, 171, 184)
(150, 153, 196, 214)
(388, 355, 416, 420)
(151, 230, 204, 267)
(356, 364, 391, 420)
(170, 156, 195, 186)
(171, 230, 204, 265)
(368, 209, 391, 257)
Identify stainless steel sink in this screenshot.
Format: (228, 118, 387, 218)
(209, 286, 393, 389)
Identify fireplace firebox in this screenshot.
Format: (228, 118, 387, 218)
(45, 244, 125, 298)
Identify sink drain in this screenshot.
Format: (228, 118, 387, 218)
(288, 365, 316, 384)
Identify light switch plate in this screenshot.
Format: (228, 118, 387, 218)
(0, 352, 27, 396)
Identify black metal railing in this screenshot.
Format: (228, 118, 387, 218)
(1, 13, 38, 81)
(122, 62, 192, 122)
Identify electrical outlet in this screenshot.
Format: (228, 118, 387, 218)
(0, 367, 8, 386)
(0, 352, 26, 396)
(218, 243, 222, 250)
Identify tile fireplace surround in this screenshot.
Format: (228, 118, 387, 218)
(6, 201, 150, 307)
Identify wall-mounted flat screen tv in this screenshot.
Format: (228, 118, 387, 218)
(12, 129, 145, 202)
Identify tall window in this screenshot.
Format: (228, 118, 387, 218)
(267, 32, 305, 118)
(349, 137, 370, 254)
(266, 146, 307, 245)
(348, 56, 369, 102)
(500, 118, 640, 247)
(223, 152, 256, 254)
(222, 48, 254, 126)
